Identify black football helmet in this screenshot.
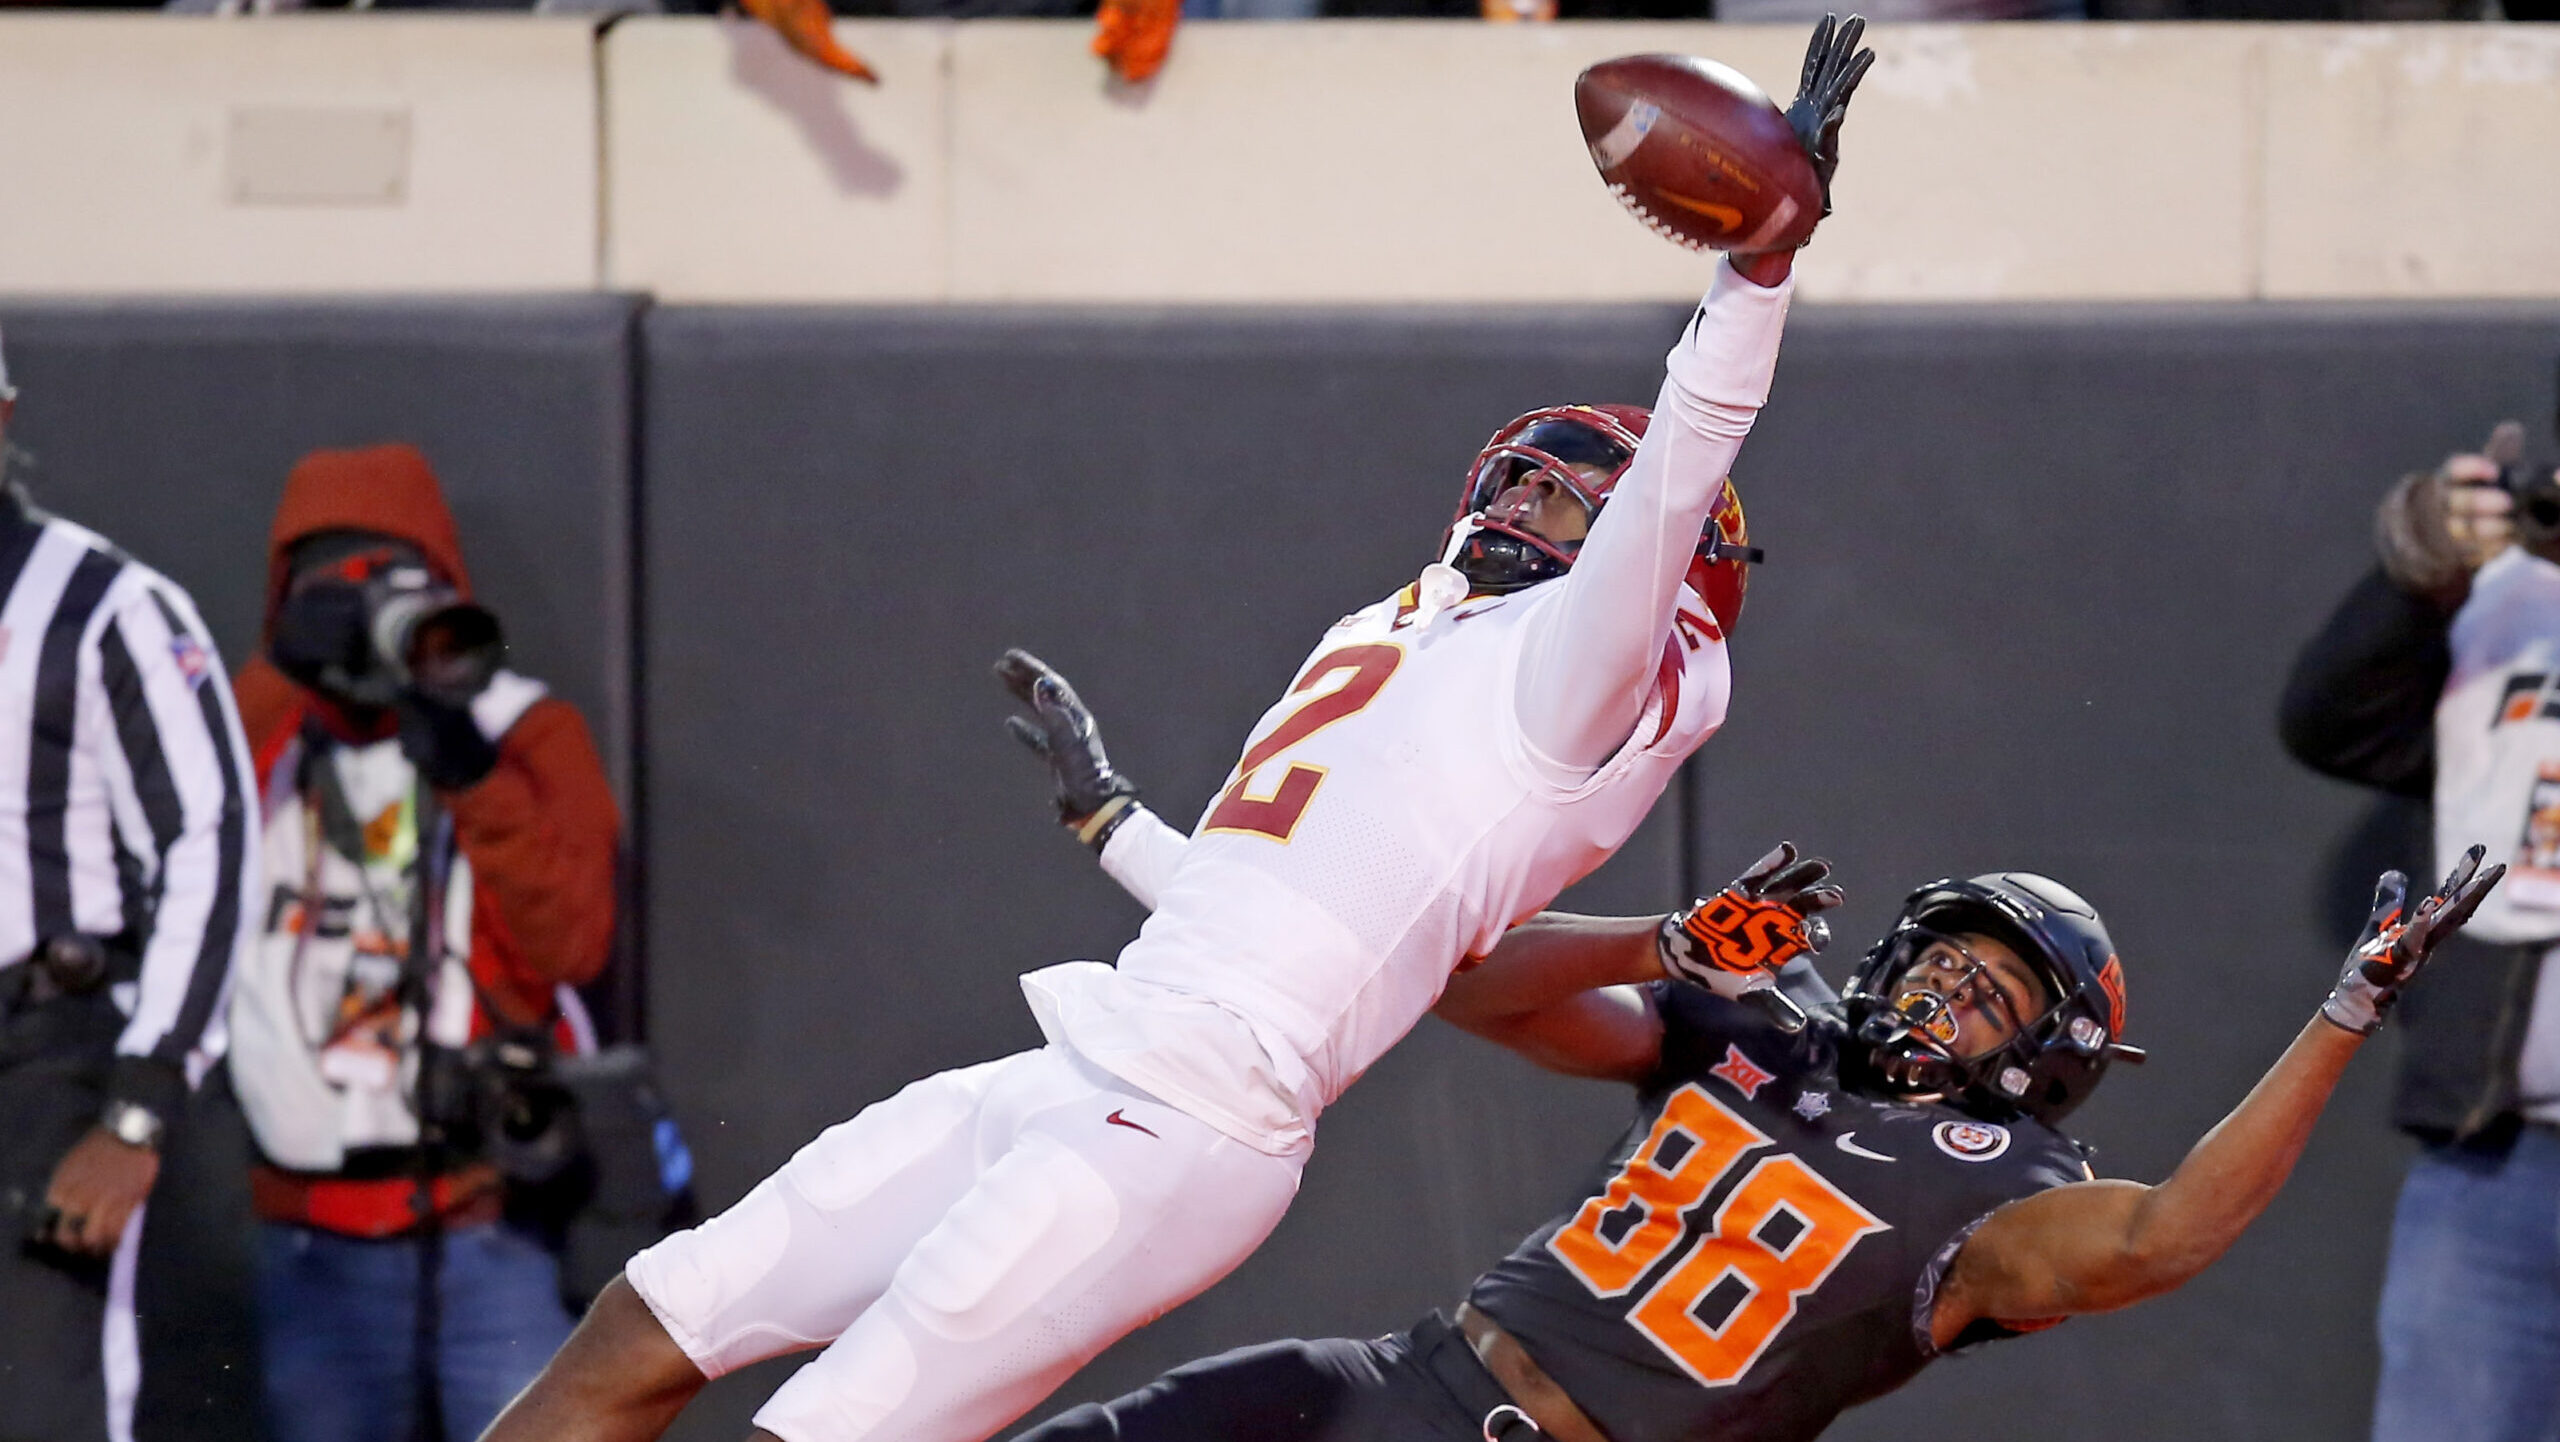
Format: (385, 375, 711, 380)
(1839, 872, 2139, 1125)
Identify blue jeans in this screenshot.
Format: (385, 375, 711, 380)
(257, 1219, 576, 1442)
(2373, 1128, 2560, 1442)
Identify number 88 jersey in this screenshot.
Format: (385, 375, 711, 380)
(1468, 984, 2089, 1442)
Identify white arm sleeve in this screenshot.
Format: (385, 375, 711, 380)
(1096, 805, 1190, 912)
(1513, 257, 1793, 775)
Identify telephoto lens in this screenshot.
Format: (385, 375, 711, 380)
(363, 565, 504, 703)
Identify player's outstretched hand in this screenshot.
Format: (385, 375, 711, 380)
(1658, 842, 1844, 988)
(2322, 844, 2505, 1036)
(996, 649, 1142, 848)
(1783, 14, 1874, 218)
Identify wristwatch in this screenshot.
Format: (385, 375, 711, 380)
(100, 1099, 164, 1151)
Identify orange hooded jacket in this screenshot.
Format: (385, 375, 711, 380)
(234, 443, 620, 1047)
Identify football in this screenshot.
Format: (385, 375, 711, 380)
(1576, 54, 1823, 255)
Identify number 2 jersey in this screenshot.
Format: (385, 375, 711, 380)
(1022, 262, 1794, 1157)
(1469, 984, 2089, 1442)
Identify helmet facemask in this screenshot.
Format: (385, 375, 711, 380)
(1848, 926, 2057, 1106)
(1445, 410, 1639, 594)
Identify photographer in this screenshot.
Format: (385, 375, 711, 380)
(224, 443, 619, 1442)
(2280, 421, 2560, 1442)
(0, 327, 259, 1442)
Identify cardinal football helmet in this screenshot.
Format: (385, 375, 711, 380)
(1443, 404, 1759, 635)
(1840, 872, 2139, 1125)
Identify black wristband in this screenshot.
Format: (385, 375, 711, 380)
(1077, 795, 1142, 853)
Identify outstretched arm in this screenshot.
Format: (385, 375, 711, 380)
(1510, 264, 1788, 775)
(1435, 846, 1842, 1082)
(998, 648, 1190, 908)
(1931, 851, 2504, 1347)
(1930, 1016, 2354, 1343)
(1433, 914, 1668, 1084)
(1511, 19, 1871, 775)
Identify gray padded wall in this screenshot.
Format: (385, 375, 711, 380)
(0, 298, 641, 802)
(1678, 302, 2559, 1442)
(0, 298, 641, 1439)
(641, 308, 1689, 1436)
(640, 301, 2560, 1442)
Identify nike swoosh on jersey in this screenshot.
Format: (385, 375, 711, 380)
(1105, 1109, 1160, 1139)
(1834, 1132, 1894, 1163)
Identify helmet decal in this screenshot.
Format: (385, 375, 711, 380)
(2096, 954, 2127, 1036)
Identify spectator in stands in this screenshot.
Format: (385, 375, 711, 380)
(0, 325, 260, 1442)
(2280, 421, 2560, 1442)
(224, 443, 621, 1442)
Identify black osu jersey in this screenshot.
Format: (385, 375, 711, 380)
(1469, 983, 2090, 1442)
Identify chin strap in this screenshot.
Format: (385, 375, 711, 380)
(1440, 517, 1480, 569)
(1701, 531, 1767, 567)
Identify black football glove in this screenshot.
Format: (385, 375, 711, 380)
(1783, 13, 1874, 219)
(996, 649, 1142, 850)
(2322, 845, 2505, 1037)
(1659, 842, 1843, 985)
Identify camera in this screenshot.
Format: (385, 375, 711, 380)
(273, 559, 505, 709)
(2500, 460, 2560, 558)
(416, 1032, 579, 1188)
(362, 565, 505, 704)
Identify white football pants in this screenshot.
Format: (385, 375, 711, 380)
(623, 1044, 1304, 1442)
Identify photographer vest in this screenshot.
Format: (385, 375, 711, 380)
(2436, 547, 2560, 1121)
(2437, 546, 2560, 942)
(229, 732, 477, 1173)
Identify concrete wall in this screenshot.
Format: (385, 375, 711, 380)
(4, 15, 2557, 302)
(0, 16, 599, 295)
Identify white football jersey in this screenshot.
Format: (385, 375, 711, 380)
(1026, 258, 1789, 1155)
(1023, 570, 1731, 1154)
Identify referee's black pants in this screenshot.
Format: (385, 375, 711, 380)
(0, 1002, 261, 1442)
(1011, 1311, 1509, 1442)
(0, 995, 124, 1442)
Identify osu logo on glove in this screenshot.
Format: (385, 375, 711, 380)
(1657, 842, 1842, 988)
(1676, 890, 1826, 974)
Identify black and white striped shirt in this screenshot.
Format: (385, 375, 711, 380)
(0, 497, 256, 1114)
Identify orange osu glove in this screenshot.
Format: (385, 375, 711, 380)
(1093, 0, 1180, 84)
(1659, 842, 1842, 985)
(740, 0, 878, 84)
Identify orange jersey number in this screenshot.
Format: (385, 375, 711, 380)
(1202, 643, 1402, 844)
(1549, 1084, 1889, 1386)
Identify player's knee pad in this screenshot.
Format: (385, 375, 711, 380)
(784, 1056, 1007, 1213)
(757, 1322, 921, 1442)
(627, 1181, 801, 1376)
(893, 1133, 1122, 1344)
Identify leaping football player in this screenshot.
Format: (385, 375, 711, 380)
(991, 662, 2505, 1442)
(481, 18, 1875, 1442)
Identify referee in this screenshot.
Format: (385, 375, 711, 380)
(0, 325, 259, 1442)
